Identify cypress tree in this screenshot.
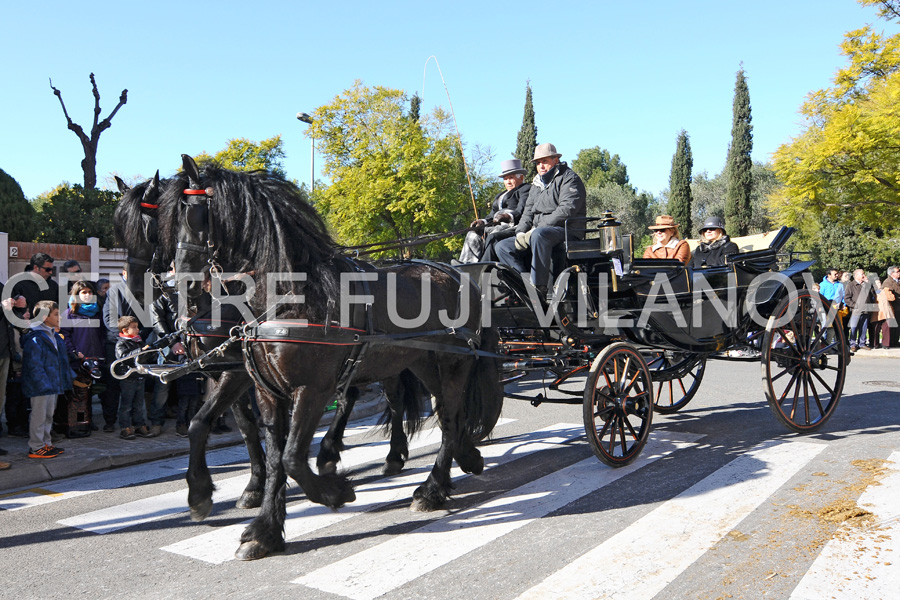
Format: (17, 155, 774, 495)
(514, 82, 538, 182)
(409, 93, 421, 122)
(0, 167, 36, 241)
(725, 67, 753, 235)
(668, 130, 693, 236)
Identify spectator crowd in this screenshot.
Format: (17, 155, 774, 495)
(1, 252, 229, 471)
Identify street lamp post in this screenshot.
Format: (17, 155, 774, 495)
(296, 112, 314, 195)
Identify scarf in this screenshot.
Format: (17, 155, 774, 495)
(698, 235, 731, 253)
(75, 303, 100, 317)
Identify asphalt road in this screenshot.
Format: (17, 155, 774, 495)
(1, 356, 898, 600)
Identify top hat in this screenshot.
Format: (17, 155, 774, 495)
(498, 159, 526, 177)
(531, 142, 562, 163)
(648, 215, 678, 230)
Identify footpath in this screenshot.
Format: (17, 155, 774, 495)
(0, 388, 387, 493)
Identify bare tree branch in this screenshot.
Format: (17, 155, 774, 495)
(49, 74, 128, 189)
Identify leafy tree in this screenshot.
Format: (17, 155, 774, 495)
(693, 163, 778, 235)
(725, 67, 753, 236)
(811, 217, 900, 275)
(514, 82, 538, 182)
(34, 183, 118, 246)
(667, 130, 693, 235)
(193, 136, 287, 178)
(571, 147, 629, 189)
(586, 182, 651, 239)
(771, 0, 900, 227)
(49, 73, 128, 190)
(0, 168, 37, 241)
(308, 81, 476, 258)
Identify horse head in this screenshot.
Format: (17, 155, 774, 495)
(172, 154, 215, 299)
(113, 171, 165, 303)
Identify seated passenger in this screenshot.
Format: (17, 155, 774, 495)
(689, 216, 739, 268)
(457, 159, 531, 263)
(643, 215, 690, 263)
(495, 143, 586, 297)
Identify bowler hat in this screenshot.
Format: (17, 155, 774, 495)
(531, 142, 562, 163)
(648, 215, 678, 230)
(698, 216, 726, 234)
(498, 159, 526, 177)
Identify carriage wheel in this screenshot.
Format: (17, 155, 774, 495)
(644, 351, 706, 414)
(761, 289, 846, 433)
(583, 342, 653, 467)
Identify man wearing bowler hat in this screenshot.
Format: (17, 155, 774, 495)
(457, 158, 532, 263)
(495, 143, 586, 297)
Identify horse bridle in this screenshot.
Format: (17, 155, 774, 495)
(176, 185, 224, 282)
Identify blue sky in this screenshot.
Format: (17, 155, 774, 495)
(0, 0, 883, 203)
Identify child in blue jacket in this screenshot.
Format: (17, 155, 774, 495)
(23, 301, 74, 458)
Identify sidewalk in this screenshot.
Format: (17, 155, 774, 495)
(0, 387, 387, 493)
(849, 346, 900, 359)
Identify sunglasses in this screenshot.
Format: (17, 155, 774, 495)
(38, 265, 55, 272)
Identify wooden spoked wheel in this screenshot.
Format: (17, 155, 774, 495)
(583, 343, 653, 467)
(761, 289, 847, 433)
(644, 351, 706, 414)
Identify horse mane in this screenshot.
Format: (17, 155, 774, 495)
(159, 163, 341, 316)
(113, 178, 152, 247)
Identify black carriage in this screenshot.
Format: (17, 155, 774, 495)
(458, 213, 848, 467)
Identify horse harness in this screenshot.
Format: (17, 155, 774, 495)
(173, 181, 489, 402)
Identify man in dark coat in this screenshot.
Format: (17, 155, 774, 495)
(11, 253, 60, 314)
(495, 143, 586, 294)
(689, 217, 740, 269)
(457, 159, 532, 263)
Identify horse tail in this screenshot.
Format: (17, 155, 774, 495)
(377, 369, 425, 437)
(463, 327, 505, 442)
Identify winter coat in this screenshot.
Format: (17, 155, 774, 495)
(844, 280, 875, 314)
(643, 238, 691, 263)
(516, 163, 587, 238)
(876, 287, 895, 322)
(11, 274, 60, 314)
(485, 183, 531, 226)
(103, 283, 153, 343)
(22, 323, 74, 398)
(0, 282, 12, 359)
(689, 236, 740, 269)
(115, 335, 152, 381)
(61, 306, 106, 360)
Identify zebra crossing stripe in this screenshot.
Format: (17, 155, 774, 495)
(2, 416, 384, 512)
(161, 422, 601, 564)
(514, 440, 826, 600)
(291, 431, 703, 600)
(58, 419, 513, 535)
(790, 450, 900, 599)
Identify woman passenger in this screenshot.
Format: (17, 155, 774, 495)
(689, 216, 739, 269)
(643, 215, 690, 263)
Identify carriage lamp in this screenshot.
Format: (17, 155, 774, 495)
(598, 211, 623, 252)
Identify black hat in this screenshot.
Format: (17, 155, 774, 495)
(699, 216, 726, 234)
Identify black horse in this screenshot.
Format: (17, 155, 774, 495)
(114, 172, 426, 519)
(162, 156, 504, 560)
(114, 175, 267, 512)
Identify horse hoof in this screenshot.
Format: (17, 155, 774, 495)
(236, 490, 263, 509)
(383, 460, 404, 476)
(318, 461, 338, 476)
(235, 541, 272, 561)
(190, 498, 213, 522)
